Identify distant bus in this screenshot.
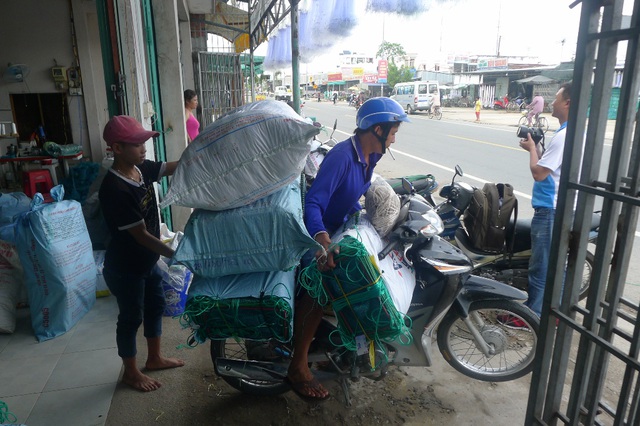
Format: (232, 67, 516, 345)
(391, 81, 440, 114)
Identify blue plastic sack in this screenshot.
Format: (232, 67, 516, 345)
(0, 192, 32, 226)
(174, 182, 320, 278)
(15, 187, 96, 341)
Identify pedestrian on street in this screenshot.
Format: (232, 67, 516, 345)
(475, 96, 482, 121)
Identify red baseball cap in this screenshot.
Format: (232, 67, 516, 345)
(103, 115, 159, 146)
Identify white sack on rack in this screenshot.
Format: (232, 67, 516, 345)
(160, 100, 320, 211)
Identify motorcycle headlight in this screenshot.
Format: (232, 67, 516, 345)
(419, 209, 444, 237)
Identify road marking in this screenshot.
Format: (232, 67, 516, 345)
(447, 134, 523, 151)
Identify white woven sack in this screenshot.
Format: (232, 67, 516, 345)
(333, 215, 415, 315)
(161, 100, 320, 211)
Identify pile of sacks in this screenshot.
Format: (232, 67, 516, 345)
(168, 100, 321, 343)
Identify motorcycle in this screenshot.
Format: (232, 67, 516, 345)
(212, 178, 540, 405)
(433, 165, 599, 300)
(493, 96, 509, 110)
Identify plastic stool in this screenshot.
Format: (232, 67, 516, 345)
(40, 163, 59, 186)
(23, 169, 54, 201)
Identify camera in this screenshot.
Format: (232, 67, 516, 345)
(517, 125, 544, 144)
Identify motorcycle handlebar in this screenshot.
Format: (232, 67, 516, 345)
(378, 239, 400, 260)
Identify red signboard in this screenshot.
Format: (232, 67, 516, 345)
(362, 74, 378, 83)
(328, 73, 343, 82)
(377, 59, 388, 83)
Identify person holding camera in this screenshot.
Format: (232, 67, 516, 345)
(515, 82, 571, 321)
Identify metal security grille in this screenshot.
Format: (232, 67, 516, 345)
(194, 51, 245, 127)
(527, 1, 640, 425)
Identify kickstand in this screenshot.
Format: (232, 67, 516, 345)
(340, 378, 352, 407)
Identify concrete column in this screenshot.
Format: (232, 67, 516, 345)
(179, 20, 195, 91)
(152, 0, 190, 231)
(71, 0, 110, 162)
(116, 0, 150, 129)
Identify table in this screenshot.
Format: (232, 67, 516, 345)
(0, 152, 83, 190)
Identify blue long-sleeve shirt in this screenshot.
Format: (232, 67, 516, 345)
(305, 135, 382, 237)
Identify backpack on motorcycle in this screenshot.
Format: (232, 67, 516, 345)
(462, 183, 518, 253)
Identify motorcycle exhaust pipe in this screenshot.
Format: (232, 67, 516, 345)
(214, 358, 288, 382)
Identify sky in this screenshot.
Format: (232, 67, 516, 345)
(256, 0, 586, 74)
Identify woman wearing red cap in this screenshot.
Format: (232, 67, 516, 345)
(99, 115, 183, 392)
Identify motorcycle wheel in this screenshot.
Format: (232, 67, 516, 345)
(210, 339, 291, 396)
(437, 300, 539, 382)
(578, 251, 595, 301)
(435, 109, 442, 120)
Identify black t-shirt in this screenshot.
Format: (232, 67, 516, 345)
(99, 160, 165, 275)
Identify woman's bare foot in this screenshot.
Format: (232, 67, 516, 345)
(122, 370, 162, 392)
(145, 356, 185, 371)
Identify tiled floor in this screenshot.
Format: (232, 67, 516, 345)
(0, 296, 121, 426)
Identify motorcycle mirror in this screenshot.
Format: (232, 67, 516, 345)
(401, 177, 414, 194)
(330, 119, 337, 139)
(452, 165, 463, 186)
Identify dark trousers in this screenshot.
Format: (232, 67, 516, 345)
(104, 264, 165, 358)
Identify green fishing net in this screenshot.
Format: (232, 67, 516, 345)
(299, 235, 411, 352)
(180, 294, 293, 344)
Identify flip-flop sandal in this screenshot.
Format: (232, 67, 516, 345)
(284, 377, 330, 403)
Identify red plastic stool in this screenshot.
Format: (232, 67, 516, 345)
(23, 169, 55, 202)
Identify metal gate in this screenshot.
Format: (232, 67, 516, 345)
(194, 52, 245, 128)
(527, 0, 640, 424)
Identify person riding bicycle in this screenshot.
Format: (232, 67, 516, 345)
(286, 97, 410, 401)
(429, 91, 441, 115)
(526, 93, 545, 126)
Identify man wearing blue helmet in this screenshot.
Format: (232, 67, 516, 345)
(287, 97, 409, 401)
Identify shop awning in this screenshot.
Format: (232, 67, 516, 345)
(516, 75, 556, 85)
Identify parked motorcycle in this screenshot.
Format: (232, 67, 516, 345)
(212, 178, 540, 405)
(433, 165, 599, 300)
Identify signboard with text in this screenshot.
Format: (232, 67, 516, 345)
(328, 73, 343, 82)
(477, 57, 508, 70)
(362, 74, 378, 83)
(377, 59, 388, 83)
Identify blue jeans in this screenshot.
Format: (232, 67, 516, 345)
(526, 208, 555, 317)
(103, 264, 165, 358)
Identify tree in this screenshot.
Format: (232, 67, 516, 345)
(386, 62, 414, 88)
(376, 41, 406, 64)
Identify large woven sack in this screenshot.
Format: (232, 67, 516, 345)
(160, 100, 320, 210)
(174, 182, 319, 278)
(15, 186, 96, 341)
(182, 269, 296, 343)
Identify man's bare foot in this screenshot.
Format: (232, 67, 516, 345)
(287, 367, 329, 400)
(145, 356, 185, 371)
(122, 371, 162, 392)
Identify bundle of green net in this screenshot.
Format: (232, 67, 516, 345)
(179, 292, 293, 344)
(299, 235, 411, 352)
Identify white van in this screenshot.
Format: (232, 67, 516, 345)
(391, 81, 440, 114)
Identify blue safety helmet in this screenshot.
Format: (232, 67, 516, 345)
(356, 97, 410, 130)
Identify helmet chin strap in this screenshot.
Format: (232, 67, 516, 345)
(371, 126, 390, 154)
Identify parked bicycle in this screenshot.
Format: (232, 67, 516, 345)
(427, 105, 442, 120)
(518, 109, 549, 133)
